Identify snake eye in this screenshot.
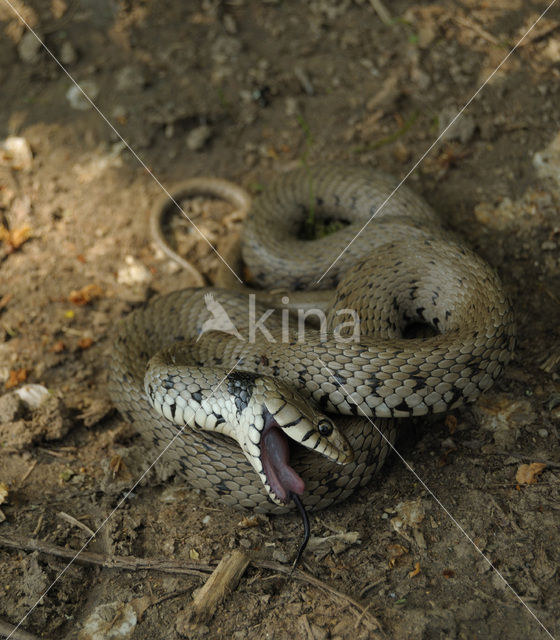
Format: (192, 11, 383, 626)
(318, 419, 333, 437)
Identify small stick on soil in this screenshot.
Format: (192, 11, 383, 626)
(490, 451, 560, 469)
(369, 0, 392, 26)
(177, 550, 250, 629)
(57, 511, 96, 537)
(0, 618, 41, 640)
(19, 460, 38, 484)
(0, 534, 382, 631)
(452, 15, 502, 46)
(0, 534, 213, 578)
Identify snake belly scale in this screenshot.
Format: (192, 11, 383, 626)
(109, 165, 515, 514)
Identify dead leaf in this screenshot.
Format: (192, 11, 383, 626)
(444, 414, 458, 433)
(0, 293, 12, 310)
(0, 224, 32, 250)
(109, 454, 130, 479)
(387, 543, 408, 568)
(408, 561, 421, 578)
(238, 515, 260, 528)
(5, 367, 29, 389)
(0, 482, 8, 505)
(515, 462, 547, 485)
(68, 283, 103, 305)
(78, 337, 94, 350)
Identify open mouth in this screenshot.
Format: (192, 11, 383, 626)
(260, 413, 304, 504)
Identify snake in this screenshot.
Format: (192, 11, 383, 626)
(109, 165, 516, 517)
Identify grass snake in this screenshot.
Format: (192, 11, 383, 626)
(109, 165, 515, 515)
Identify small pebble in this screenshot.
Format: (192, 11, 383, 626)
(537, 428, 548, 438)
(117, 256, 152, 286)
(66, 80, 99, 110)
(272, 549, 289, 564)
(186, 125, 212, 152)
(17, 31, 42, 63)
(115, 65, 146, 92)
(438, 106, 476, 143)
(14, 384, 49, 409)
(59, 41, 78, 65)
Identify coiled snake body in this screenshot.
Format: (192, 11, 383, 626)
(109, 166, 515, 514)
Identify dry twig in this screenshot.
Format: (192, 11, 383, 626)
(0, 618, 41, 640)
(0, 534, 383, 631)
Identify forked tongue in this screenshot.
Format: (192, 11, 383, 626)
(261, 421, 304, 503)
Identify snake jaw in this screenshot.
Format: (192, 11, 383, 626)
(259, 413, 305, 505)
(254, 406, 354, 505)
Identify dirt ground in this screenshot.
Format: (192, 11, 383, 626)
(1, 1, 560, 639)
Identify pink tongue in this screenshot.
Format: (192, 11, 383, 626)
(261, 426, 304, 503)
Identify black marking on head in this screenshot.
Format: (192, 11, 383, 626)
(301, 428, 314, 442)
(392, 296, 399, 311)
(126, 410, 134, 422)
(432, 291, 439, 304)
(281, 416, 303, 429)
(214, 357, 223, 365)
(272, 400, 287, 416)
(416, 307, 425, 319)
(169, 401, 177, 420)
(227, 371, 258, 415)
(445, 310, 452, 320)
(433, 317, 440, 328)
(318, 394, 329, 411)
(213, 412, 225, 426)
(393, 399, 411, 414)
(271, 365, 280, 376)
(192, 390, 203, 404)
(174, 335, 185, 342)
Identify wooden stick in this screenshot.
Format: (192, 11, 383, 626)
(0, 534, 213, 578)
(369, 0, 392, 26)
(0, 618, 41, 640)
(0, 534, 382, 630)
(178, 551, 250, 629)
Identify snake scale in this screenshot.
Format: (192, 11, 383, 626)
(109, 165, 516, 514)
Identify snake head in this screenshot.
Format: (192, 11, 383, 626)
(238, 379, 353, 505)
